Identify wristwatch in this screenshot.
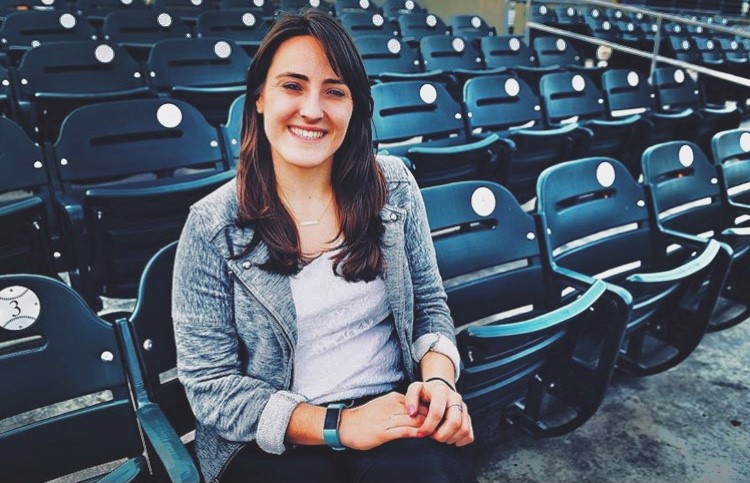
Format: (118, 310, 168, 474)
(323, 403, 347, 450)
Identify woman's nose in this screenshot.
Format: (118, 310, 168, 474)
(299, 93, 324, 121)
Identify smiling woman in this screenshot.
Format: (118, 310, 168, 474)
(172, 10, 475, 483)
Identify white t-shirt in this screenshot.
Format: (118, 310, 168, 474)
(290, 250, 404, 404)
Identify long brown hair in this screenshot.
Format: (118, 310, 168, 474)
(235, 10, 387, 282)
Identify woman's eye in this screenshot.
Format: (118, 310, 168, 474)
(282, 83, 302, 91)
(328, 89, 346, 97)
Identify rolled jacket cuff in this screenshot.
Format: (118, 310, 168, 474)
(411, 332, 461, 383)
(256, 390, 307, 455)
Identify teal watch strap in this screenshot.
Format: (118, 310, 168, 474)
(323, 403, 346, 450)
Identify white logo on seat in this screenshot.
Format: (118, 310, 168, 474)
(405, 0, 415, 10)
(254, 0, 264, 6)
(419, 84, 437, 104)
(556, 38, 566, 51)
(158, 13, 173, 27)
(59, 13, 76, 29)
(674, 69, 685, 83)
(571, 74, 585, 92)
(471, 187, 496, 217)
(0, 286, 40, 331)
(452, 37, 465, 52)
(740, 132, 750, 152)
(157, 103, 183, 128)
(539, 5, 548, 15)
(504, 78, 520, 96)
(372, 14, 384, 26)
(243, 12, 256, 26)
(627, 71, 639, 87)
(214, 40, 232, 58)
(679, 144, 694, 166)
(94, 44, 115, 63)
(426, 15, 437, 27)
(509, 37, 521, 51)
(387, 38, 401, 54)
(360, 0, 369, 8)
(471, 16, 481, 28)
(596, 161, 615, 187)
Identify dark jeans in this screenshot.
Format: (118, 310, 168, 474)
(221, 437, 475, 483)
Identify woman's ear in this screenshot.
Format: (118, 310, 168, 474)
(256, 93, 264, 114)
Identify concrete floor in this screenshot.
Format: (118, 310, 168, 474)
(472, 307, 750, 483)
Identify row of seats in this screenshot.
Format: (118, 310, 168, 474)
(4, 130, 748, 480)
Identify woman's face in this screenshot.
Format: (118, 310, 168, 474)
(256, 35, 354, 174)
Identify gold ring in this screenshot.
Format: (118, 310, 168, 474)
(448, 403, 464, 412)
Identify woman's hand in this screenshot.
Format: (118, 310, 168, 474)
(404, 381, 474, 447)
(337, 392, 427, 451)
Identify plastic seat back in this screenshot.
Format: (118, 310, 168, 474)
(0, 275, 144, 481)
(540, 72, 605, 124)
(420, 34, 484, 72)
(335, 0, 380, 15)
(533, 36, 583, 67)
(653, 66, 701, 111)
(450, 14, 495, 41)
(222, 92, 245, 166)
(75, 0, 149, 19)
(668, 36, 702, 64)
(277, 0, 334, 15)
(355, 35, 422, 77)
(712, 129, 750, 205)
(601, 68, 655, 116)
(195, 10, 272, 49)
(219, 0, 276, 15)
(160, 0, 215, 23)
(464, 74, 543, 132)
(102, 10, 191, 47)
(555, 5, 584, 25)
(0, 11, 96, 52)
(382, 0, 425, 19)
(481, 35, 536, 69)
(528, 3, 557, 24)
(0, 117, 55, 277)
(339, 12, 396, 38)
(398, 12, 449, 43)
(641, 141, 724, 237)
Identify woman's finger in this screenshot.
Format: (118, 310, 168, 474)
(431, 399, 465, 443)
(445, 407, 471, 445)
(455, 414, 475, 447)
(404, 382, 424, 417)
(418, 389, 449, 436)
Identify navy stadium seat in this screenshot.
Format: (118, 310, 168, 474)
(0, 117, 57, 277)
(382, 0, 425, 20)
(277, 0, 334, 15)
(335, 0, 380, 15)
(450, 14, 496, 42)
(397, 12, 449, 46)
(463, 74, 591, 205)
(219, 0, 275, 16)
(101, 10, 192, 62)
(537, 157, 731, 375)
(339, 11, 396, 38)
(146, 37, 251, 125)
(221, 92, 244, 166)
(50, 98, 233, 307)
(540, 71, 647, 166)
(74, 0, 149, 25)
(0, 274, 199, 482)
(354, 35, 445, 84)
(195, 9, 272, 55)
(371, 80, 510, 187)
(423, 181, 629, 434)
(712, 128, 750, 206)
(159, 0, 216, 25)
(15, 40, 153, 141)
(642, 140, 750, 331)
(480, 35, 537, 70)
(419, 35, 506, 92)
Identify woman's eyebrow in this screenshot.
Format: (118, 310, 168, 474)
(276, 72, 346, 85)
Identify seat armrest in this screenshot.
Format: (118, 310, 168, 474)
(137, 403, 201, 483)
(34, 87, 151, 101)
(86, 170, 235, 199)
(171, 85, 246, 96)
(465, 280, 606, 338)
(626, 239, 723, 284)
(97, 457, 148, 483)
(407, 132, 503, 156)
(553, 265, 633, 304)
(721, 226, 750, 237)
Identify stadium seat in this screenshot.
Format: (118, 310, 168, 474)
(0, 64, 13, 117)
(652, 66, 742, 155)
(0, 11, 97, 65)
(463, 74, 591, 205)
(712, 128, 750, 205)
(195, 9, 272, 55)
(219, 0, 276, 16)
(540, 71, 647, 166)
(527, 3, 557, 25)
(339, 11, 398, 38)
(450, 14, 496, 42)
(15, 40, 153, 141)
(146, 37, 251, 125)
(159, 0, 216, 26)
(642, 140, 750, 331)
(397, 12, 449, 46)
(423, 180, 629, 435)
(382, 0, 425, 21)
(532, 36, 603, 84)
(0, 273, 199, 482)
(222, 92, 244, 166)
(354, 35, 445, 84)
(480, 35, 557, 95)
(371, 81, 510, 187)
(74, 0, 149, 26)
(50, 98, 233, 307)
(277, 0, 334, 15)
(419, 34, 506, 93)
(335, 0, 380, 15)
(601, 68, 699, 177)
(537, 157, 731, 375)
(101, 10, 192, 62)
(0, 116, 57, 277)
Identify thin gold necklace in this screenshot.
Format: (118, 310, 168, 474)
(278, 189, 334, 227)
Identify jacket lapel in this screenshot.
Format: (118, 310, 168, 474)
(380, 203, 407, 335)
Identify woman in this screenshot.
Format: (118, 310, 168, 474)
(173, 10, 474, 483)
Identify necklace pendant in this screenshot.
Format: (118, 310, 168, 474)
(298, 220, 321, 227)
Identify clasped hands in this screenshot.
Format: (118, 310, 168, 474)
(338, 380, 474, 451)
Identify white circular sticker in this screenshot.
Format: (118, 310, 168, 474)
(509, 37, 520, 51)
(636, 12, 643, 20)
(242, 12, 256, 26)
(190, 0, 201, 5)
(372, 14, 384, 27)
(359, 0, 369, 8)
(157, 13, 173, 27)
(157, 103, 183, 128)
(451, 37, 465, 52)
(678, 144, 694, 166)
(539, 5, 547, 14)
(426, 15, 437, 27)
(674, 69, 685, 84)
(504, 78, 520, 97)
(121, 0, 132, 4)
(0, 286, 41, 331)
(596, 161, 615, 187)
(419, 84, 437, 104)
(387, 38, 401, 54)
(697, 26, 703, 33)
(571, 74, 585, 92)
(94, 44, 115, 63)
(731, 40, 739, 50)
(59, 13, 76, 29)
(707, 40, 714, 50)
(253, 0, 263, 6)
(603, 21, 611, 30)
(651, 24, 659, 33)
(556, 38, 566, 51)
(405, 0, 414, 10)
(615, 10, 623, 18)
(627, 71, 639, 87)
(591, 9, 599, 18)
(471, 187, 496, 217)
(31, 40, 40, 48)
(740, 132, 750, 152)
(310, 0, 320, 7)
(566, 7, 574, 16)
(627, 23, 635, 32)
(42, 0, 54, 4)
(674, 25, 681, 33)
(681, 40, 690, 50)
(214, 40, 232, 58)
(471, 16, 481, 28)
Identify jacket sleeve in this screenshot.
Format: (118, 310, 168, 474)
(400, 167, 461, 380)
(172, 206, 305, 454)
